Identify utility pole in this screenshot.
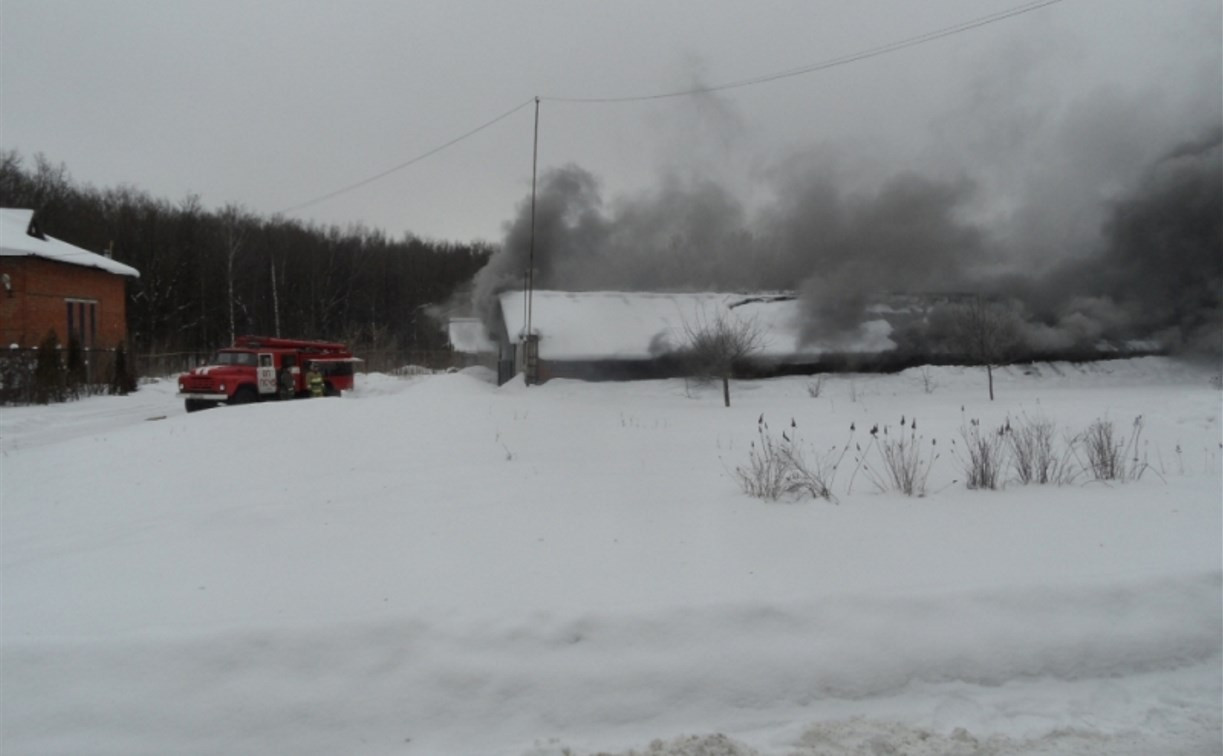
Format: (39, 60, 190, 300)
(524, 96, 541, 384)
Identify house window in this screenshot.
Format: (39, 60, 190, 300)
(66, 298, 98, 347)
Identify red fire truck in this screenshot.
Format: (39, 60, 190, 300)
(177, 335, 359, 412)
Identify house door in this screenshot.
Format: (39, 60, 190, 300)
(257, 353, 277, 395)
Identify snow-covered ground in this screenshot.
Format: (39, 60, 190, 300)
(2, 358, 1220, 755)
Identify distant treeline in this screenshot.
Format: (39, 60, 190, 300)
(0, 151, 493, 356)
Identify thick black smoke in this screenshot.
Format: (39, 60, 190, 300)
(472, 165, 756, 325)
(472, 162, 988, 341)
(1073, 127, 1220, 352)
(473, 126, 1222, 358)
(1002, 127, 1222, 355)
(762, 169, 987, 347)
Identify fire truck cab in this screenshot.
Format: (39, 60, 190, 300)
(177, 335, 359, 412)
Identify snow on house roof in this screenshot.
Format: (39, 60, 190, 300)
(498, 290, 895, 362)
(0, 208, 140, 278)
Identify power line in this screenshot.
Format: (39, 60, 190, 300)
(276, 97, 536, 216)
(543, 0, 1064, 104)
(274, 0, 1063, 215)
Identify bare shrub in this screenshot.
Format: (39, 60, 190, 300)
(1079, 416, 1151, 482)
(1008, 414, 1078, 485)
(1081, 418, 1122, 480)
(880, 419, 937, 496)
(780, 422, 848, 503)
(853, 418, 938, 497)
(919, 366, 938, 394)
(954, 417, 1009, 490)
(735, 416, 790, 500)
(806, 375, 824, 398)
(734, 416, 845, 502)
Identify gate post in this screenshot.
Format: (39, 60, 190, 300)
(522, 334, 540, 386)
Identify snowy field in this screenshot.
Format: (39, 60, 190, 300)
(2, 357, 1220, 755)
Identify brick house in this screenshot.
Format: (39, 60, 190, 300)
(0, 208, 140, 348)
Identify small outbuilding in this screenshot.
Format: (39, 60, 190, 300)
(0, 208, 140, 348)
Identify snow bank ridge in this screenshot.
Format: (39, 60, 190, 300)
(6, 571, 1217, 750)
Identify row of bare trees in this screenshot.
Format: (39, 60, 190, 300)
(0, 151, 492, 358)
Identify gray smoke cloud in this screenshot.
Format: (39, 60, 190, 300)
(762, 169, 987, 346)
(472, 123, 1222, 358)
(472, 162, 988, 332)
(1021, 126, 1223, 354)
(471, 164, 757, 323)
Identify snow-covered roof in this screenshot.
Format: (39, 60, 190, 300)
(498, 290, 895, 362)
(448, 317, 497, 354)
(0, 208, 140, 278)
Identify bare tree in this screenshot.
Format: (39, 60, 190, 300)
(217, 204, 252, 345)
(952, 297, 1021, 400)
(680, 307, 765, 407)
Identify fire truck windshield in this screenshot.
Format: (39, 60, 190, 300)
(211, 351, 259, 367)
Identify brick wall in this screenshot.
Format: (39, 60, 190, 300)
(0, 257, 130, 348)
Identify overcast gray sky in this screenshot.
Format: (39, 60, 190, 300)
(2, 0, 1219, 244)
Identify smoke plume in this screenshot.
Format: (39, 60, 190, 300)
(1014, 126, 1222, 354)
(473, 124, 1222, 358)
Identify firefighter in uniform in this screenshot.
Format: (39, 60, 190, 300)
(278, 365, 294, 399)
(306, 362, 325, 398)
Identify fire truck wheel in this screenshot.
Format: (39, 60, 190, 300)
(229, 386, 257, 405)
(184, 399, 212, 413)
(324, 383, 341, 398)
